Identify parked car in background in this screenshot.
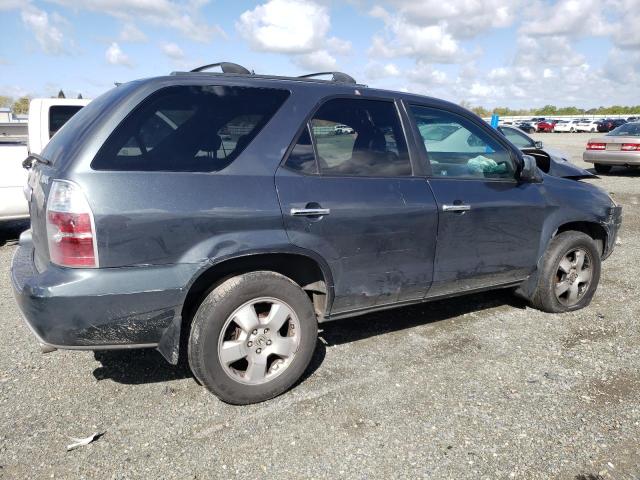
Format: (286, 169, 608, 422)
(597, 118, 627, 133)
(0, 98, 89, 222)
(537, 120, 556, 132)
(515, 122, 536, 133)
(576, 120, 599, 132)
(11, 65, 622, 404)
(627, 116, 639, 122)
(498, 125, 593, 179)
(554, 120, 580, 133)
(334, 123, 354, 134)
(584, 122, 640, 173)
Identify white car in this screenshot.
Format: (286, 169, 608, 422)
(0, 98, 90, 222)
(334, 124, 354, 134)
(553, 120, 581, 133)
(576, 120, 599, 133)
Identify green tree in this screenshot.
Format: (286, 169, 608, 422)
(0, 95, 13, 108)
(11, 96, 30, 115)
(57, 89, 66, 98)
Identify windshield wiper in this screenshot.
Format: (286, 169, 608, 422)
(22, 153, 51, 169)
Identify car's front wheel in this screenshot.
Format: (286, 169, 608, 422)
(594, 163, 612, 174)
(188, 271, 318, 404)
(529, 231, 601, 313)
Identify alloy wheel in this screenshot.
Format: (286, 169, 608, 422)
(217, 297, 301, 385)
(554, 248, 593, 306)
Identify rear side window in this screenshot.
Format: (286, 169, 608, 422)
(49, 105, 83, 138)
(92, 85, 289, 172)
(284, 125, 317, 174)
(309, 98, 411, 177)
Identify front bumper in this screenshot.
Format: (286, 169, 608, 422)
(10, 232, 200, 352)
(602, 206, 623, 260)
(584, 151, 640, 165)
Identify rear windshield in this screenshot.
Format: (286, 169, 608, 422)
(92, 85, 290, 172)
(49, 105, 84, 138)
(607, 122, 640, 136)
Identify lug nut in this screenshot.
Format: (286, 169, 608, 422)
(247, 341, 253, 347)
(266, 340, 272, 346)
(252, 329, 258, 335)
(256, 348, 262, 354)
(264, 328, 270, 334)
(273, 364, 279, 370)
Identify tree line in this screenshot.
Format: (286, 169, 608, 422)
(460, 102, 640, 117)
(0, 90, 83, 115)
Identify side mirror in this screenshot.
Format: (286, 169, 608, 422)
(518, 154, 543, 183)
(534, 141, 543, 149)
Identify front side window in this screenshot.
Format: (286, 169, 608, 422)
(309, 98, 411, 177)
(92, 85, 289, 172)
(411, 105, 516, 180)
(500, 126, 535, 149)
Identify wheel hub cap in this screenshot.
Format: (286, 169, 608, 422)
(217, 297, 301, 386)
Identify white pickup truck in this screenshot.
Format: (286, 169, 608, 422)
(0, 98, 90, 222)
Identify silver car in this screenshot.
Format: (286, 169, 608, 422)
(584, 122, 640, 173)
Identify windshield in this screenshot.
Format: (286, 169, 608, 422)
(607, 122, 640, 137)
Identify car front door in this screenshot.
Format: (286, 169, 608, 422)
(408, 104, 547, 298)
(275, 97, 438, 314)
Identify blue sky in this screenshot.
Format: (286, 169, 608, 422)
(0, 0, 638, 108)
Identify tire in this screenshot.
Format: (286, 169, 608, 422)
(591, 128, 596, 132)
(594, 163, 612, 174)
(529, 231, 601, 313)
(188, 271, 318, 404)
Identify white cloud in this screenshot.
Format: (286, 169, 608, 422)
(161, 42, 184, 60)
(520, 0, 612, 37)
(105, 42, 132, 67)
(365, 62, 401, 80)
(377, 0, 521, 37)
(293, 50, 337, 70)
(21, 5, 66, 54)
(46, 0, 225, 43)
(119, 23, 147, 43)
(237, 0, 350, 71)
(237, 0, 330, 54)
(369, 18, 461, 63)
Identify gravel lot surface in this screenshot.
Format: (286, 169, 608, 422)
(1, 133, 638, 479)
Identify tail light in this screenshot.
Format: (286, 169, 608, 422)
(586, 142, 606, 150)
(46, 180, 98, 268)
(621, 143, 640, 151)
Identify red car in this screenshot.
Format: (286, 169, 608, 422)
(537, 120, 557, 132)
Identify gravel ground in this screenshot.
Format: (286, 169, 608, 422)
(1, 133, 638, 479)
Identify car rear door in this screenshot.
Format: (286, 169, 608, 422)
(407, 103, 547, 298)
(275, 96, 438, 314)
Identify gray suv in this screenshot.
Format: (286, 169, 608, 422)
(11, 64, 622, 404)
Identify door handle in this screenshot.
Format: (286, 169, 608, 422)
(290, 208, 331, 217)
(442, 204, 471, 212)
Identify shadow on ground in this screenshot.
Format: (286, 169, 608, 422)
(0, 219, 29, 247)
(587, 166, 640, 177)
(93, 288, 525, 386)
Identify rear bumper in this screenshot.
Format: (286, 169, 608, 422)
(583, 151, 640, 165)
(10, 233, 200, 352)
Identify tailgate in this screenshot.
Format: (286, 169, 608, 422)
(26, 164, 54, 271)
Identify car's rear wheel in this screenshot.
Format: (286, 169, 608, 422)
(529, 231, 601, 313)
(594, 163, 612, 174)
(188, 271, 318, 404)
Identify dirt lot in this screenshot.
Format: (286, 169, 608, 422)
(1, 133, 638, 479)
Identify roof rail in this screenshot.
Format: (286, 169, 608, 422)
(298, 72, 356, 84)
(190, 62, 251, 74)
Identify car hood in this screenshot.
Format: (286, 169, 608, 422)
(547, 155, 595, 179)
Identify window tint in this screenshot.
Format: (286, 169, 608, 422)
(284, 125, 317, 174)
(49, 105, 83, 138)
(92, 85, 290, 171)
(500, 126, 535, 149)
(310, 98, 411, 177)
(411, 106, 515, 180)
